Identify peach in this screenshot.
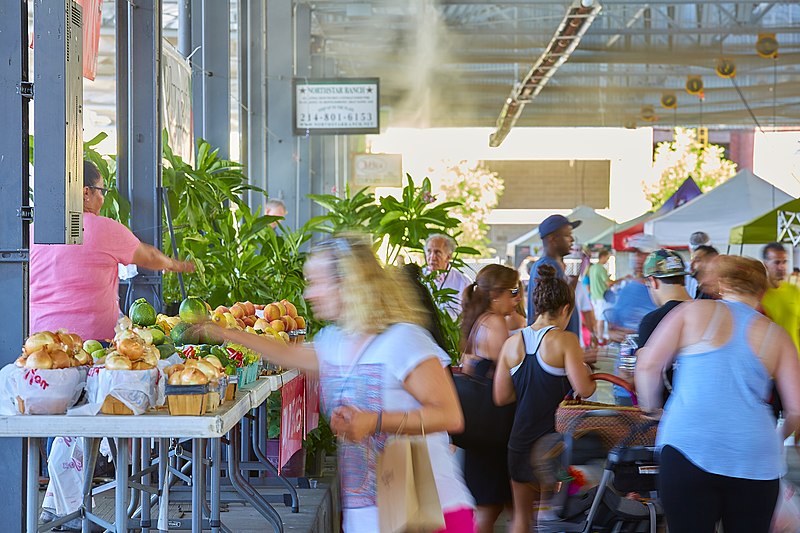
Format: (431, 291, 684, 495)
(264, 304, 281, 321)
(274, 301, 287, 316)
(254, 304, 265, 311)
(282, 301, 298, 318)
(214, 305, 229, 315)
(294, 316, 306, 329)
(243, 301, 256, 316)
(254, 318, 271, 331)
(281, 315, 297, 332)
(243, 316, 256, 327)
(269, 320, 285, 333)
(230, 304, 246, 319)
(235, 318, 246, 330)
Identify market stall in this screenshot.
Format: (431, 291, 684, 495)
(644, 170, 792, 249)
(1, 296, 313, 533)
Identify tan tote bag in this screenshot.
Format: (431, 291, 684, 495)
(376, 415, 445, 533)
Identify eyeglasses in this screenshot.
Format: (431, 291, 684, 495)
(508, 287, 520, 297)
(87, 185, 110, 196)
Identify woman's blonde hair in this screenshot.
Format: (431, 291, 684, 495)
(310, 234, 426, 335)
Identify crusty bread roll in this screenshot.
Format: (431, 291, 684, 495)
(105, 355, 133, 370)
(117, 338, 144, 361)
(25, 349, 53, 369)
(49, 349, 71, 369)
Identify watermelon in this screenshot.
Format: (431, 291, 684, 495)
(179, 297, 209, 324)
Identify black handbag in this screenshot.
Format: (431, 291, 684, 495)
(450, 371, 515, 449)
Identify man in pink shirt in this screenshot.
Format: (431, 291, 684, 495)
(30, 160, 194, 342)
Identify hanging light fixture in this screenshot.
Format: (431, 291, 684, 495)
(756, 33, 779, 59)
(716, 58, 736, 79)
(489, 0, 602, 147)
(660, 93, 677, 109)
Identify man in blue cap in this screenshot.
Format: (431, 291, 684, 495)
(526, 214, 582, 340)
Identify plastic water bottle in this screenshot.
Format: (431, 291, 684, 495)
(619, 334, 639, 375)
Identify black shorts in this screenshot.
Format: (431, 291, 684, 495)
(508, 447, 537, 484)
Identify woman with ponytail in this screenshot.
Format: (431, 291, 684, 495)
(494, 264, 596, 533)
(458, 263, 521, 533)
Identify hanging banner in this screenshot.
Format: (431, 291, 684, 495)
(161, 40, 194, 165)
(351, 153, 403, 188)
(304, 373, 320, 436)
(76, 0, 103, 80)
(294, 78, 380, 135)
(279, 375, 305, 472)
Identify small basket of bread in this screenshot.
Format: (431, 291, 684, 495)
(0, 330, 92, 415)
(165, 356, 226, 414)
(87, 329, 163, 415)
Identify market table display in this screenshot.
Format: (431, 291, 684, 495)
(0, 371, 298, 533)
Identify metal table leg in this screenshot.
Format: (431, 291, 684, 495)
(210, 439, 221, 533)
(26, 437, 38, 533)
(116, 438, 129, 533)
(252, 404, 300, 512)
(141, 439, 151, 533)
(191, 438, 205, 533)
(226, 425, 283, 533)
(82, 438, 100, 533)
(127, 439, 140, 519)
(158, 438, 168, 533)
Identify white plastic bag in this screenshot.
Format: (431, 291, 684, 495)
(69, 366, 164, 415)
(772, 479, 800, 533)
(42, 437, 84, 516)
(0, 364, 86, 415)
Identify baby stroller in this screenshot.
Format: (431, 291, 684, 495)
(535, 410, 663, 533)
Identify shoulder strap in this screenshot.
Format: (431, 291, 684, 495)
(465, 313, 490, 353)
(758, 321, 777, 358)
(700, 302, 726, 343)
(523, 325, 556, 356)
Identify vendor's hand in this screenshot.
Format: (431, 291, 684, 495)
(191, 322, 226, 344)
(167, 259, 195, 273)
(330, 405, 378, 442)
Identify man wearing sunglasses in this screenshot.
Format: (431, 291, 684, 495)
(30, 160, 195, 343)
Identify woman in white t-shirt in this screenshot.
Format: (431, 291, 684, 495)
(210, 235, 475, 533)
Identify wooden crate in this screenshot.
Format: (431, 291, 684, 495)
(224, 382, 237, 401)
(101, 396, 134, 415)
(167, 394, 206, 416)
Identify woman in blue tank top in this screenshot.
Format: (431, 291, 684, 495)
(494, 264, 596, 533)
(636, 255, 800, 533)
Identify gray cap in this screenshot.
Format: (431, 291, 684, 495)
(689, 231, 711, 251)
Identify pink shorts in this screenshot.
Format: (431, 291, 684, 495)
(434, 507, 476, 533)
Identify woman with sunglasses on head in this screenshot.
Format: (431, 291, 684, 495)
(494, 264, 596, 533)
(458, 264, 522, 533)
(205, 235, 475, 533)
(30, 160, 194, 342)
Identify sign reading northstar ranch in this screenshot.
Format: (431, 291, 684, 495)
(293, 78, 380, 135)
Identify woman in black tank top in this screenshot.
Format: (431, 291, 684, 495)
(494, 264, 596, 533)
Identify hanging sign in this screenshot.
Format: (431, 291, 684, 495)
(294, 78, 380, 135)
(351, 153, 403, 187)
(279, 375, 305, 473)
(161, 40, 194, 165)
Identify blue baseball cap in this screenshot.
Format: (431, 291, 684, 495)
(538, 214, 582, 239)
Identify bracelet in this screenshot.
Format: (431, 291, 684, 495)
(374, 411, 382, 434)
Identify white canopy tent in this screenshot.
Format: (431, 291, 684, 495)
(643, 170, 793, 249)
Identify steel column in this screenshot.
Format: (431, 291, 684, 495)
(177, 0, 191, 58)
(294, 3, 312, 228)
(190, 0, 203, 144)
(116, 0, 129, 202)
(265, 0, 296, 226)
(200, 0, 231, 159)
(0, 0, 30, 528)
(125, 0, 164, 309)
(245, 0, 267, 209)
(238, 0, 249, 200)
